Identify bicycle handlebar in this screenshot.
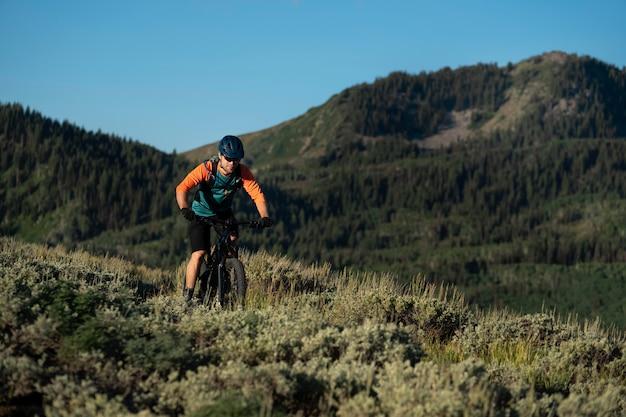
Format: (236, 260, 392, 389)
(194, 215, 271, 229)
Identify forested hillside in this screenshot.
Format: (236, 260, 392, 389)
(231, 136, 626, 326)
(0, 104, 193, 264)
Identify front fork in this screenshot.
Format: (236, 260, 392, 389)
(201, 237, 236, 307)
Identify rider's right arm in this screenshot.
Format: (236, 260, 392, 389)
(176, 163, 210, 209)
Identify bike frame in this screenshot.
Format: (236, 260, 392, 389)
(197, 217, 254, 307)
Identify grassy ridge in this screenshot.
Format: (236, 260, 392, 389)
(1, 237, 624, 416)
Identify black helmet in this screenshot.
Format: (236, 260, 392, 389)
(218, 135, 244, 159)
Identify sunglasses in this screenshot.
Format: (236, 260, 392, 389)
(222, 155, 240, 163)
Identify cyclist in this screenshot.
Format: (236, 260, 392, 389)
(176, 135, 272, 303)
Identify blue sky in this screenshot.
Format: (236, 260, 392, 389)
(1, 0, 625, 153)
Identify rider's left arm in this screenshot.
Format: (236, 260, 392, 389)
(240, 165, 269, 218)
(255, 199, 269, 218)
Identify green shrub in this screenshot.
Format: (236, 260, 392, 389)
(557, 382, 626, 417)
(340, 293, 469, 343)
(43, 282, 107, 335)
(375, 360, 513, 417)
(186, 390, 275, 417)
(412, 297, 469, 342)
(531, 338, 625, 393)
(59, 315, 125, 363)
(457, 313, 576, 358)
(124, 329, 196, 375)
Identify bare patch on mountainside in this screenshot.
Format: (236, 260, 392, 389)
(419, 110, 474, 149)
(546, 98, 578, 118)
(479, 87, 532, 133)
(480, 52, 571, 133)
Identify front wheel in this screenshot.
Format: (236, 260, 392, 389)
(224, 258, 246, 308)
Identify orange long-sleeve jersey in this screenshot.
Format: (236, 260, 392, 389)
(176, 160, 266, 217)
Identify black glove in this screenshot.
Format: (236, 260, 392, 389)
(260, 217, 273, 228)
(180, 208, 196, 222)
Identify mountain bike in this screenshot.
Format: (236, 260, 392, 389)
(192, 216, 270, 309)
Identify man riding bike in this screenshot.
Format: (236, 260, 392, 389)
(176, 135, 272, 303)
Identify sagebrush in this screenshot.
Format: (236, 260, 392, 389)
(0, 237, 624, 416)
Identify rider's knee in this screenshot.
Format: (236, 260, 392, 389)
(190, 250, 206, 262)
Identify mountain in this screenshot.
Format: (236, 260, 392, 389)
(2, 237, 624, 416)
(185, 51, 626, 167)
(184, 51, 626, 327)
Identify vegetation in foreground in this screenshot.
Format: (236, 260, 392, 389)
(1, 237, 624, 416)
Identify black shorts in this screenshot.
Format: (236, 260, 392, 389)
(188, 212, 239, 253)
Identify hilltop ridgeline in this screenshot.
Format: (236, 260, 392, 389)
(185, 51, 626, 166)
